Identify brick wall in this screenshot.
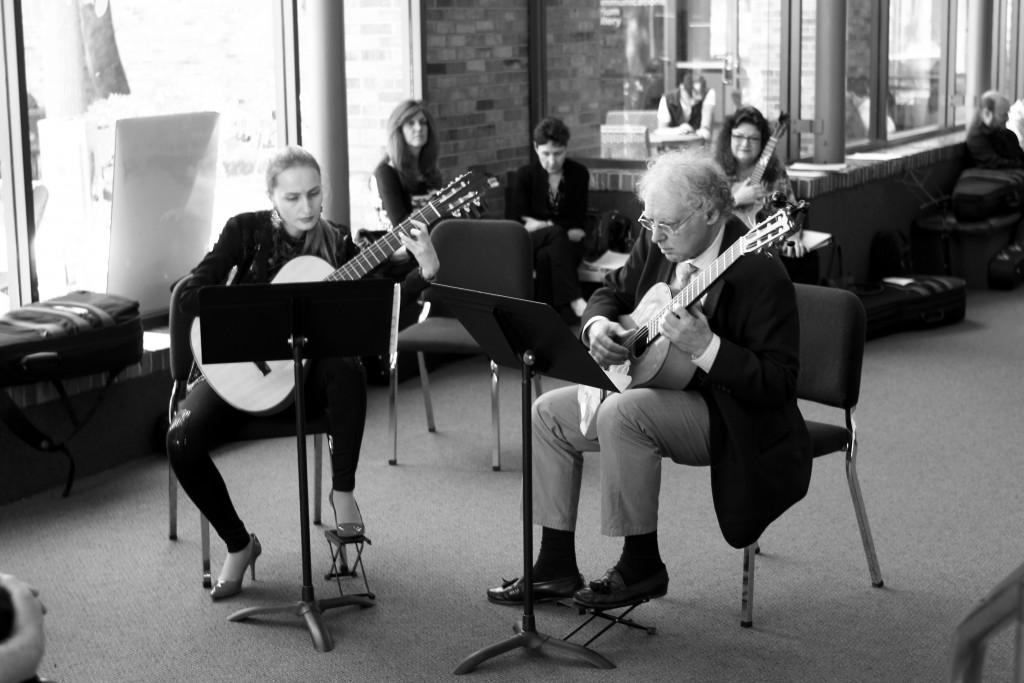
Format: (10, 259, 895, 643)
(423, 0, 530, 215)
(345, 0, 417, 229)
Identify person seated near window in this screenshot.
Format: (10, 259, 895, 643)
(369, 98, 445, 327)
(508, 117, 589, 321)
(486, 147, 811, 609)
(845, 76, 896, 141)
(167, 146, 439, 602)
(966, 90, 1024, 169)
(657, 70, 717, 141)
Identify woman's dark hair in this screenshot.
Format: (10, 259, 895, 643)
(680, 71, 708, 98)
(384, 99, 443, 192)
(532, 117, 571, 146)
(713, 105, 783, 183)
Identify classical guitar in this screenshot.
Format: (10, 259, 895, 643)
(733, 112, 790, 230)
(579, 207, 798, 436)
(192, 171, 499, 415)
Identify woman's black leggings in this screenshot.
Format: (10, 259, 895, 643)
(167, 357, 366, 552)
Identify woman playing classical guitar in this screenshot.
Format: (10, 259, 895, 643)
(167, 145, 439, 600)
(713, 106, 805, 260)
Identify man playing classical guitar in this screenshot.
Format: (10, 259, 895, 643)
(487, 148, 812, 609)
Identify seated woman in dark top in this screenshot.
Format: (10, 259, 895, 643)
(372, 99, 444, 229)
(369, 99, 445, 328)
(508, 117, 589, 320)
(167, 146, 439, 601)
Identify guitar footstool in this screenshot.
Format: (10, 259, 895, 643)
(560, 597, 657, 647)
(323, 529, 375, 601)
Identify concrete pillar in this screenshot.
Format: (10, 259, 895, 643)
(302, 1, 350, 225)
(814, 0, 846, 163)
(965, 0, 994, 123)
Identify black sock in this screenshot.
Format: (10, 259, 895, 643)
(532, 527, 578, 580)
(614, 531, 664, 585)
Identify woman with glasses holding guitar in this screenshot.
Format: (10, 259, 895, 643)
(714, 106, 816, 281)
(167, 146, 448, 601)
(714, 108, 803, 246)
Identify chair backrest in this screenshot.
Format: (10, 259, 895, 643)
(168, 275, 196, 383)
(425, 218, 533, 310)
(793, 284, 866, 410)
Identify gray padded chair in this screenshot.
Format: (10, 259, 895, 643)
(740, 283, 884, 626)
(388, 218, 533, 471)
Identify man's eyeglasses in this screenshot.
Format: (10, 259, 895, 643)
(638, 209, 699, 235)
(731, 133, 761, 144)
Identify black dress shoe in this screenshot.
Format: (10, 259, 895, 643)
(486, 573, 584, 605)
(573, 566, 669, 610)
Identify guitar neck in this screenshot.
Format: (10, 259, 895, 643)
(325, 203, 443, 282)
(639, 240, 745, 342)
(748, 137, 780, 186)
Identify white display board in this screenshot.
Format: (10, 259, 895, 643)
(107, 111, 219, 321)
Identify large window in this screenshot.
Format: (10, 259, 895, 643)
(558, 1, 786, 163)
(889, 0, 944, 134)
(4, 0, 276, 313)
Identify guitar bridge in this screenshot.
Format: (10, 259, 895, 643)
(254, 360, 272, 376)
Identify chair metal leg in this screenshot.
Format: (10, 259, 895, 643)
(201, 515, 212, 589)
(388, 352, 398, 465)
(740, 543, 757, 628)
(490, 360, 501, 471)
(168, 458, 178, 541)
(168, 398, 178, 541)
(417, 352, 435, 432)
(844, 428, 884, 588)
(313, 434, 323, 526)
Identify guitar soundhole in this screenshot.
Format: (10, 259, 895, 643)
(631, 329, 650, 358)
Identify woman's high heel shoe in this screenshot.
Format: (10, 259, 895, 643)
(329, 490, 365, 539)
(210, 534, 262, 601)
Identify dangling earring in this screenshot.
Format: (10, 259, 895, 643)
(270, 208, 283, 230)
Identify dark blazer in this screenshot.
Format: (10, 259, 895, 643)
(583, 217, 812, 548)
(966, 120, 1024, 169)
(508, 157, 589, 231)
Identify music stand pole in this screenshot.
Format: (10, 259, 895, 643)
(199, 280, 394, 653)
(226, 335, 372, 651)
(454, 349, 613, 674)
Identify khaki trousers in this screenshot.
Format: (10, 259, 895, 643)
(531, 384, 711, 537)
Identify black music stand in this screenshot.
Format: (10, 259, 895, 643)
(430, 284, 620, 674)
(197, 279, 398, 653)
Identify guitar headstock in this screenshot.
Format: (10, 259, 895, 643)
(741, 208, 795, 255)
(771, 112, 789, 139)
(433, 171, 501, 218)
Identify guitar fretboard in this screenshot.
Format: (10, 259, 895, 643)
(325, 202, 445, 282)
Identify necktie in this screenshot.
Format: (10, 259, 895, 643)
(671, 261, 698, 293)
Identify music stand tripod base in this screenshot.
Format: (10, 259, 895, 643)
(198, 280, 397, 654)
(453, 616, 615, 674)
(431, 285, 621, 675)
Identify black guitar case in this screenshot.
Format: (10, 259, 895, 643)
(850, 275, 966, 340)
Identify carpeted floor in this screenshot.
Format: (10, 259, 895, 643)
(1, 287, 1022, 682)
